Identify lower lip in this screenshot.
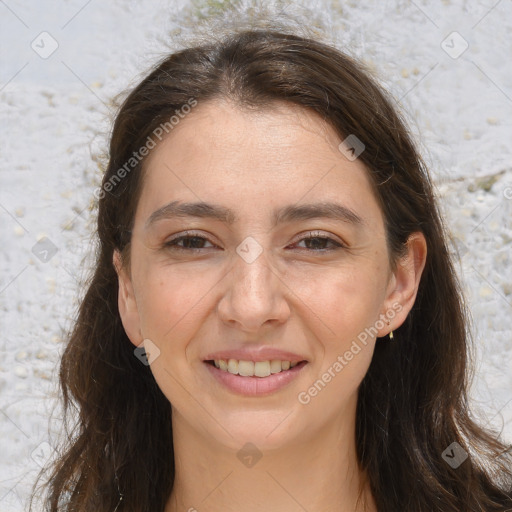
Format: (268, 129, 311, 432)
(204, 361, 308, 396)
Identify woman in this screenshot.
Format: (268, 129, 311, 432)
(34, 29, 512, 511)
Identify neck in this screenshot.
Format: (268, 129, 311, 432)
(165, 401, 377, 512)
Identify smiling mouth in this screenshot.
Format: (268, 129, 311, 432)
(205, 359, 308, 377)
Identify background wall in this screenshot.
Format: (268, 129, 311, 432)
(1, 0, 511, 509)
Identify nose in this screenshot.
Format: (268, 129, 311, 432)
(216, 246, 291, 333)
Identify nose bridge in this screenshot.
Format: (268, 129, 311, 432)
(232, 243, 277, 303)
(218, 242, 289, 330)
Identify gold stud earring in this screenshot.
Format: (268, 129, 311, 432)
(385, 318, 394, 341)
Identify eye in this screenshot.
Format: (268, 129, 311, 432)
(290, 231, 344, 252)
(163, 230, 344, 253)
(164, 232, 217, 252)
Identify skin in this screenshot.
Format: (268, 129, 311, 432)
(114, 99, 427, 512)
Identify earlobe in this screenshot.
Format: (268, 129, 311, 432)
(379, 232, 427, 336)
(113, 250, 143, 347)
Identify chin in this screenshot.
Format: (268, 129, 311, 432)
(207, 410, 304, 453)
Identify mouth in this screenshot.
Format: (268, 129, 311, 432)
(204, 359, 308, 377)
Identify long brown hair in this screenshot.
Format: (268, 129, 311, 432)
(32, 29, 512, 511)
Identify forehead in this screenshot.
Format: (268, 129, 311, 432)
(135, 99, 382, 227)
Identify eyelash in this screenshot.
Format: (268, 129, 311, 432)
(164, 231, 344, 253)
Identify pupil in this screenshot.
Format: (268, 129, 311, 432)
(184, 236, 204, 249)
(306, 237, 326, 250)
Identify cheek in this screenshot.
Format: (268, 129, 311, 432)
(292, 265, 385, 388)
(290, 263, 387, 337)
(134, 262, 219, 345)
(294, 271, 382, 412)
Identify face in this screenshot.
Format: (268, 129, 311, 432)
(115, 99, 422, 452)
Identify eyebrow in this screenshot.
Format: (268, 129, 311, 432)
(145, 200, 364, 229)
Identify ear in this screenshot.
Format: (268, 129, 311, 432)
(113, 250, 143, 347)
(377, 232, 427, 336)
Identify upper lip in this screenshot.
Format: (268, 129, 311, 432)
(203, 347, 308, 363)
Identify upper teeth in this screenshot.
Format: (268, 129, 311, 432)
(214, 359, 299, 377)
